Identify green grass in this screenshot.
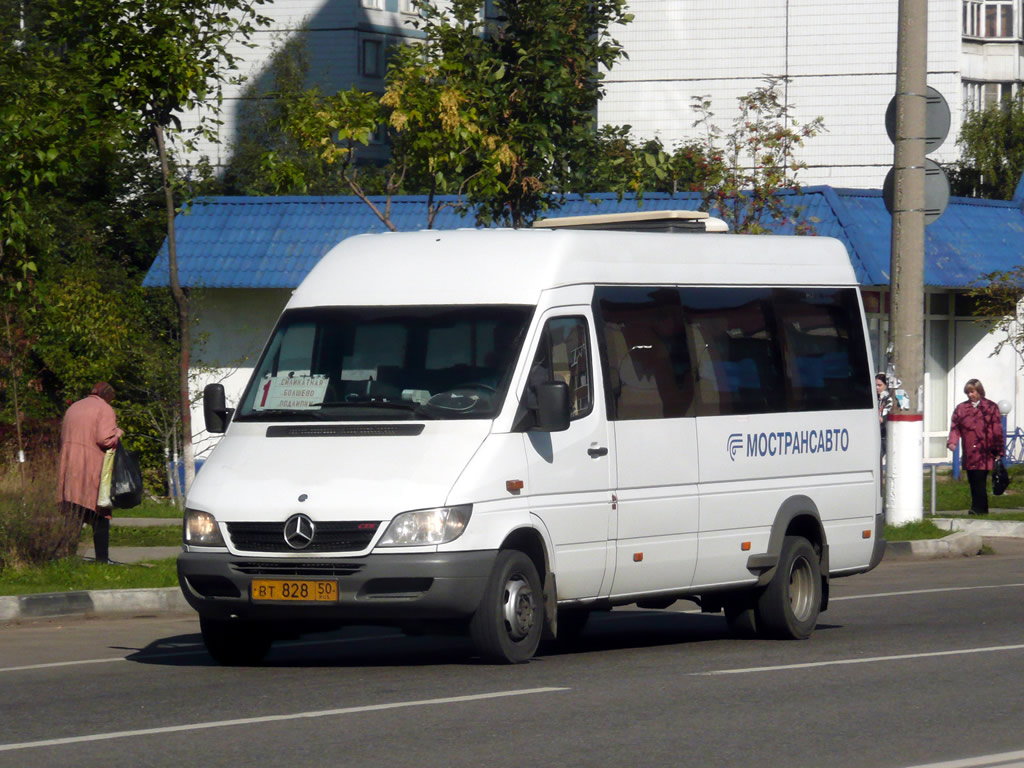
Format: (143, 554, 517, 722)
(884, 519, 950, 541)
(109, 525, 182, 547)
(0, 557, 179, 596)
(122, 499, 183, 518)
(923, 463, 1024, 515)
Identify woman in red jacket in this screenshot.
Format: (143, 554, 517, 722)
(947, 378, 1004, 515)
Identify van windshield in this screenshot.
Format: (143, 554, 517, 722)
(235, 305, 534, 422)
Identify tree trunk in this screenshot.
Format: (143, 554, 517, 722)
(2, 304, 25, 488)
(154, 123, 196, 496)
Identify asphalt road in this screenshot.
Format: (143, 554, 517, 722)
(3, 543, 1024, 768)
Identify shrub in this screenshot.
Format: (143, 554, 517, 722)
(0, 455, 83, 571)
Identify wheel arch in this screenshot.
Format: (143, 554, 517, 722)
(748, 495, 829, 594)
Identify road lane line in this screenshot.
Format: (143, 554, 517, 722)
(691, 643, 1024, 676)
(902, 748, 1024, 767)
(831, 582, 1024, 602)
(0, 633, 406, 673)
(0, 687, 570, 752)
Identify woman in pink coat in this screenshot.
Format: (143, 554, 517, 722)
(57, 382, 123, 562)
(947, 378, 1004, 515)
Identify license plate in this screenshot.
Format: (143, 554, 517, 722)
(251, 579, 338, 603)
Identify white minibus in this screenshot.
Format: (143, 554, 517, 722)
(179, 214, 885, 665)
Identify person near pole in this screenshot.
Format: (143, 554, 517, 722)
(875, 372, 892, 457)
(946, 378, 1004, 516)
(56, 382, 123, 562)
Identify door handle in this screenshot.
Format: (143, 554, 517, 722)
(587, 446, 608, 458)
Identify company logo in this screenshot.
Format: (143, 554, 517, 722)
(727, 433, 744, 461)
(727, 428, 851, 460)
(283, 513, 315, 550)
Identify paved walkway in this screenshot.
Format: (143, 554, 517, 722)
(77, 516, 181, 564)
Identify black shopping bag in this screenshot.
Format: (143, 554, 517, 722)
(993, 458, 1011, 496)
(111, 441, 144, 509)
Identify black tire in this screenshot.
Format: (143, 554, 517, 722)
(756, 535, 822, 639)
(200, 616, 273, 666)
(469, 550, 544, 663)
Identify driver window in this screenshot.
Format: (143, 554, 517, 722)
(526, 316, 593, 420)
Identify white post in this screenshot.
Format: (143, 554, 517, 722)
(886, 414, 924, 524)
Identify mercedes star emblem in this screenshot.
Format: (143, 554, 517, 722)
(283, 513, 315, 550)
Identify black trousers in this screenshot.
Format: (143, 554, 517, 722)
(61, 503, 111, 562)
(966, 469, 990, 515)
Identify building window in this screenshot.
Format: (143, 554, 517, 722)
(962, 80, 1016, 114)
(399, 0, 419, 14)
(361, 39, 383, 78)
(964, 0, 1015, 37)
(361, 0, 384, 9)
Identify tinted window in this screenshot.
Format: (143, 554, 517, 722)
(595, 286, 872, 418)
(596, 287, 694, 420)
(524, 316, 593, 421)
(236, 305, 532, 421)
(774, 288, 873, 411)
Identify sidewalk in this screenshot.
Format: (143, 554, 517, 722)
(4, 516, 1024, 625)
(77, 516, 181, 564)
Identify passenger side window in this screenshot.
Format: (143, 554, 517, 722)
(682, 288, 785, 417)
(774, 288, 873, 411)
(526, 317, 593, 420)
(596, 287, 695, 420)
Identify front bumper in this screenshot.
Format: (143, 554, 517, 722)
(177, 549, 497, 623)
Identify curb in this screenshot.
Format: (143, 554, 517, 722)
(884, 530, 985, 560)
(0, 587, 190, 624)
(932, 517, 1024, 538)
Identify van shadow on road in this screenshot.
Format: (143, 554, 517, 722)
(119, 610, 844, 669)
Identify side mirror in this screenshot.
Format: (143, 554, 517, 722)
(533, 381, 571, 432)
(203, 383, 234, 434)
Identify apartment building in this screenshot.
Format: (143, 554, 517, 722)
(184, 1, 1024, 190)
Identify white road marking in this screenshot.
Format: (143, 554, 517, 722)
(0, 633, 406, 673)
(831, 583, 1024, 601)
(0, 687, 570, 752)
(4, 582, 1024, 674)
(901, 748, 1024, 767)
(691, 643, 1024, 676)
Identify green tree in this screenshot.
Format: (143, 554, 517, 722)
(968, 267, 1024, 370)
(46, 0, 272, 492)
(272, 0, 633, 229)
(0, 5, 121, 477)
(691, 77, 824, 234)
(950, 97, 1024, 200)
(569, 127, 714, 198)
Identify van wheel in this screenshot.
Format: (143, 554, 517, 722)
(756, 535, 821, 639)
(470, 550, 543, 663)
(200, 616, 273, 666)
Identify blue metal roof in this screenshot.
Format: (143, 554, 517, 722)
(143, 188, 1024, 290)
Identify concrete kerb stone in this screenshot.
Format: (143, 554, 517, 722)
(931, 517, 1024, 539)
(885, 530, 985, 559)
(0, 587, 190, 624)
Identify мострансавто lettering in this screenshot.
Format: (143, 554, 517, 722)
(728, 429, 851, 460)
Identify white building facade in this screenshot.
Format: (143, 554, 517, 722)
(185, 1, 1024, 189)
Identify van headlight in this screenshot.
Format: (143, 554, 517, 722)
(183, 508, 226, 547)
(377, 505, 472, 547)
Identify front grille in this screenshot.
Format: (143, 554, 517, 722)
(227, 521, 380, 553)
(231, 561, 365, 577)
